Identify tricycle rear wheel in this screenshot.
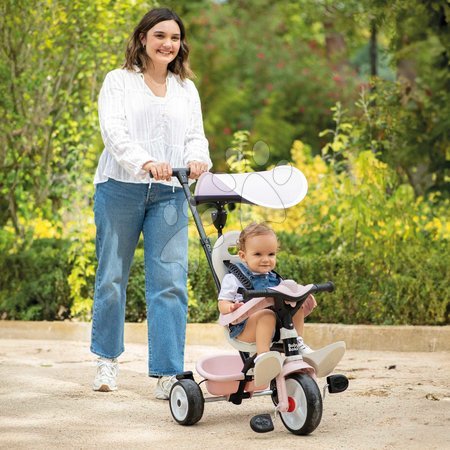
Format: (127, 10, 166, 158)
(169, 379, 204, 426)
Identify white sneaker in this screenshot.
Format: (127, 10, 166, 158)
(155, 375, 177, 400)
(297, 336, 314, 355)
(93, 357, 118, 392)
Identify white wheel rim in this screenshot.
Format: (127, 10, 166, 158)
(281, 378, 307, 430)
(170, 385, 188, 421)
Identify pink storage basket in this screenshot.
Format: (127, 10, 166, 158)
(196, 354, 266, 396)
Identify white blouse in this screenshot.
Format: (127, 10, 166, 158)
(218, 273, 245, 302)
(94, 68, 212, 185)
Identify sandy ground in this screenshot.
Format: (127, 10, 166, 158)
(0, 339, 449, 450)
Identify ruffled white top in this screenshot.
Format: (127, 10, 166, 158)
(94, 68, 212, 185)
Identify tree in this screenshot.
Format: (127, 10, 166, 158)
(0, 0, 152, 238)
(185, 0, 363, 169)
(359, 0, 450, 195)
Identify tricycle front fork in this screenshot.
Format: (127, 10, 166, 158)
(275, 326, 316, 412)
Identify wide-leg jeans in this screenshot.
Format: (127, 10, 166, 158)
(90, 178, 188, 376)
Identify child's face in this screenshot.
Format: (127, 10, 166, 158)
(239, 233, 278, 273)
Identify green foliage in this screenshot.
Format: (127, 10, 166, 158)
(288, 102, 449, 258)
(187, 257, 219, 323)
(183, 0, 450, 191)
(2, 97, 448, 324)
(0, 0, 154, 236)
(1, 0, 449, 326)
(125, 248, 147, 322)
(186, 0, 362, 169)
(67, 234, 96, 320)
(276, 247, 449, 326)
(225, 130, 252, 172)
(0, 228, 447, 325)
(354, 81, 449, 197)
(182, 239, 450, 326)
(1, 0, 448, 238)
(0, 238, 72, 320)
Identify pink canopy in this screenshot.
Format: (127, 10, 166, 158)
(194, 166, 308, 209)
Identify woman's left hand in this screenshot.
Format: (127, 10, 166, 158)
(187, 161, 209, 179)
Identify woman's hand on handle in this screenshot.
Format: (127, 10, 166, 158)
(142, 161, 172, 181)
(187, 160, 208, 179)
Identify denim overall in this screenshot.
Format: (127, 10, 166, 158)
(228, 262, 281, 338)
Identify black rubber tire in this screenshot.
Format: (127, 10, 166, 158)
(169, 379, 204, 426)
(271, 373, 323, 435)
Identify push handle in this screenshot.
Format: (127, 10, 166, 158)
(171, 168, 191, 178)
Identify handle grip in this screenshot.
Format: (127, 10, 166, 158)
(313, 281, 335, 293)
(148, 167, 191, 178)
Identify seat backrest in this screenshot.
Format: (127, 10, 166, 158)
(212, 230, 241, 284)
(213, 230, 259, 354)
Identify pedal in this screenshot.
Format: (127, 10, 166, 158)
(250, 414, 274, 433)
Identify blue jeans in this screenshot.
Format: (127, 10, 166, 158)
(91, 179, 188, 376)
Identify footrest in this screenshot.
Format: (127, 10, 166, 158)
(302, 341, 346, 378)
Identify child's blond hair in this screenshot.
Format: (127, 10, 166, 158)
(237, 222, 278, 252)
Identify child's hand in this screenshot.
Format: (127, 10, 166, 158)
(230, 302, 244, 313)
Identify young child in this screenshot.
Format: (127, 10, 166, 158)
(218, 222, 316, 387)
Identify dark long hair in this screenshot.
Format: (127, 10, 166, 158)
(123, 8, 193, 80)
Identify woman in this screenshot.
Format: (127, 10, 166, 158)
(91, 7, 211, 400)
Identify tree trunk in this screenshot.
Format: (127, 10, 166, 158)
(396, 36, 416, 86)
(324, 21, 347, 64)
(370, 20, 378, 77)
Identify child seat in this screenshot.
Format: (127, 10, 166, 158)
(212, 230, 259, 354)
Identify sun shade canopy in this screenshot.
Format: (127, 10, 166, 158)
(193, 166, 308, 209)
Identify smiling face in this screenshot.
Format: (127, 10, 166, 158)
(239, 233, 278, 274)
(141, 19, 181, 69)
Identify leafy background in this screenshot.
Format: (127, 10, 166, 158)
(0, 0, 448, 324)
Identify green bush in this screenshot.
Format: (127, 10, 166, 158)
(1, 236, 448, 325)
(187, 240, 449, 326)
(125, 247, 146, 323)
(0, 238, 72, 320)
(276, 244, 449, 326)
(187, 257, 219, 324)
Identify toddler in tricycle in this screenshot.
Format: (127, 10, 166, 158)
(218, 222, 319, 388)
(167, 167, 349, 435)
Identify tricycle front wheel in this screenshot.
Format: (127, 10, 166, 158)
(272, 373, 323, 435)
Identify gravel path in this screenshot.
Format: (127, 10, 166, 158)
(0, 339, 449, 449)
